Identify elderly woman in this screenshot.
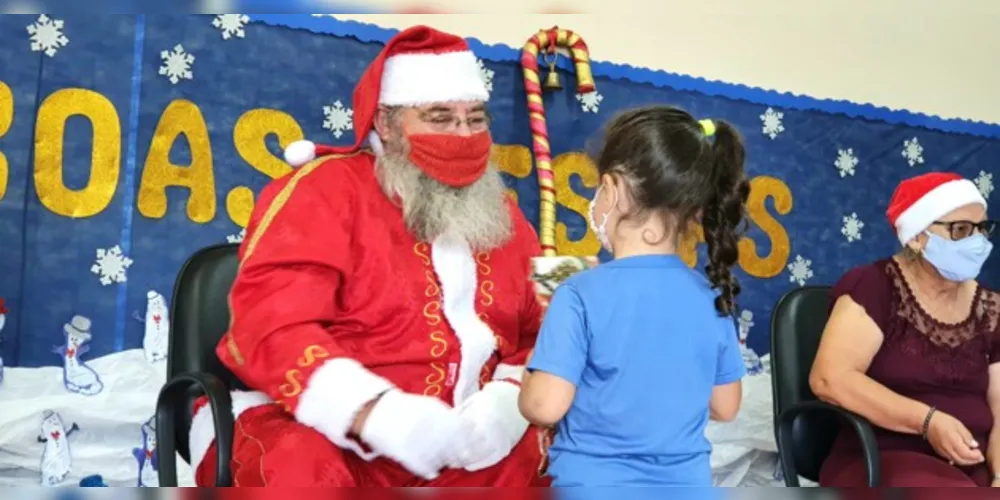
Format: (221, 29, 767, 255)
(810, 172, 997, 487)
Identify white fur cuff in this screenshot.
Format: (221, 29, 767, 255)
(492, 363, 525, 383)
(480, 380, 529, 443)
(295, 358, 396, 460)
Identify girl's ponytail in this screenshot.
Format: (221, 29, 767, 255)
(700, 120, 751, 316)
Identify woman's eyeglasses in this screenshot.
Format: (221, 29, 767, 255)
(931, 220, 997, 240)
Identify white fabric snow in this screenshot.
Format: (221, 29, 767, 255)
(0, 349, 789, 487)
(0, 349, 195, 486)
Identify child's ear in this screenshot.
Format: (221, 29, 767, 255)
(609, 174, 631, 213)
(600, 173, 615, 191)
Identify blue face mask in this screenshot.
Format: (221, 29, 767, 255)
(922, 231, 994, 282)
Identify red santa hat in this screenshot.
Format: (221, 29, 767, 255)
(283, 25, 490, 167)
(886, 172, 987, 245)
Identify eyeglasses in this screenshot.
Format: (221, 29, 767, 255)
(931, 220, 997, 240)
(382, 105, 492, 134)
(409, 104, 492, 133)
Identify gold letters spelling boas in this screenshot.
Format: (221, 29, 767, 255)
(0, 86, 792, 278)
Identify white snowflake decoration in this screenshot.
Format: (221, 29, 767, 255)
(760, 108, 785, 139)
(902, 137, 924, 167)
(90, 245, 134, 286)
(834, 148, 859, 178)
(158, 45, 194, 85)
(787, 255, 814, 287)
(26, 15, 69, 57)
(841, 212, 864, 243)
(322, 100, 354, 139)
(212, 14, 250, 40)
(477, 58, 494, 94)
(226, 229, 246, 244)
(974, 170, 994, 199)
(576, 91, 603, 113)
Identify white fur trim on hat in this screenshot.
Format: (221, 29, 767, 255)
(284, 140, 316, 167)
(379, 50, 489, 106)
(894, 178, 987, 245)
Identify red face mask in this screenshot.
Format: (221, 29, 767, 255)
(407, 131, 492, 188)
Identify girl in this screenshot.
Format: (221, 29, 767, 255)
(519, 105, 750, 487)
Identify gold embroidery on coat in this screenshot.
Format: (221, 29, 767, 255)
(479, 280, 495, 307)
(475, 251, 501, 382)
(423, 301, 442, 326)
(423, 362, 446, 396)
(278, 344, 331, 400)
(297, 345, 330, 366)
(476, 252, 493, 275)
(278, 370, 303, 398)
(430, 331, 448, 358)
(424, 270, 440, 297)
(413, 242, 431, 265)
(416, 242, 446, 396)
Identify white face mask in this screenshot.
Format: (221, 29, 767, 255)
(921, 231, 993, 282)
(588, 185, 616, 252)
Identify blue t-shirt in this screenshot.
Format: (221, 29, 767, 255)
(527, 254, 746, 487)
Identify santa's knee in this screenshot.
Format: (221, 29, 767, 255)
(250, 416, 358, 487)
(189, 391, 357, 486)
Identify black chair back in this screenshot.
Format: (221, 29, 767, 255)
(769, 286, 836, 482)
(164, 243, 244, 462)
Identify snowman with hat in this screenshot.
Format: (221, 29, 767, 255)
(53, 315, 104, 396)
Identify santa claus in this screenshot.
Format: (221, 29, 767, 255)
(186, 25, 550, 487)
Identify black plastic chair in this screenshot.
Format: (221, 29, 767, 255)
(770, 286, 880, 487)
(156, 243, 246, 487)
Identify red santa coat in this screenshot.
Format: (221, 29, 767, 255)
(189, 150, 542, 470)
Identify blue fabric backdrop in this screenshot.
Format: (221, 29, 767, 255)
(0, 13, 998, 372)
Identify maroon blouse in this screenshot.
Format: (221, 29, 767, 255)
(824, 258, 1000, 460)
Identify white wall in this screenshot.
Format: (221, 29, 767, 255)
(335, 0, 1000, 125)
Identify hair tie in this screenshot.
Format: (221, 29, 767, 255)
(699, 119, 716, 137)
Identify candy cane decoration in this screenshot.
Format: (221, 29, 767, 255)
(521, 27, 596, 256)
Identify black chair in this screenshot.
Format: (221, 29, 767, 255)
(770, 286, 880, 487)
(156, 243, 245, 487)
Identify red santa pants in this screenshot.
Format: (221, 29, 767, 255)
(194, 403, 552, 487)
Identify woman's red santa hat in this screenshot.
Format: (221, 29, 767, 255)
(886, 172, 987, 245)
(283, 25, 490, 167)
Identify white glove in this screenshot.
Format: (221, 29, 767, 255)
(454, 381, 530, 471)
(360, 390, 464, 480)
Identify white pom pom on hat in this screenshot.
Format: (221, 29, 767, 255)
(283, 140, 316, 167)
(283, 140, 348, 167)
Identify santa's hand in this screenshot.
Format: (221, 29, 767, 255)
(359, 390, 463, 480)
(453, 381, 530, 471)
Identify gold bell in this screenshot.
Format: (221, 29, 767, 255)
(543, 62, 562, 91)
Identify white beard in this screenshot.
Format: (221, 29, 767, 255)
(374, 152, 513, 251)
